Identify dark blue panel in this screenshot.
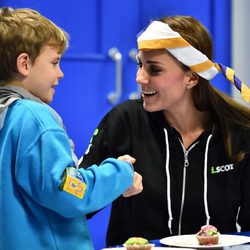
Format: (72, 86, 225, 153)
(101, 0, 140, 103)
(101, 0, 140, 51)
(0, 0, 101, 54)
(140, 0, 212, 30)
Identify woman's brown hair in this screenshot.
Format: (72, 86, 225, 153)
(159, 15, 250, 163)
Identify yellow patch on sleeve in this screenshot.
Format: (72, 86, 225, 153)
(60, 167, 86, 199)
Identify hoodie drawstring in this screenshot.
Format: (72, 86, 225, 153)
(164, 128, 173, 235)
(204, 134, 213, 225)
(164, 127, 213, 235)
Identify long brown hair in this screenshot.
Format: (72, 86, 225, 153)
(159, 15, 250, 163)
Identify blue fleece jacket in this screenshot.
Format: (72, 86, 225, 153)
(0, 99, 133, 250)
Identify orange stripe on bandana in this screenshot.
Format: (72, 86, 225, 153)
(189, 60, 215, 73)
(138, 37, 190, 50)
(137, 21, 250, 103)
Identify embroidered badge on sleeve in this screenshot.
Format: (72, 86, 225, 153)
(60, 167, 86, 199)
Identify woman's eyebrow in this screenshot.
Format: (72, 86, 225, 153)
(137, 56, 164, 65)
(146, 60, 164, 65)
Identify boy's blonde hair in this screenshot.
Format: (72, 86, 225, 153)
(0, 7, 69, 83)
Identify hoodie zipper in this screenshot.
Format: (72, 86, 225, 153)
(178, 139, 199, 235)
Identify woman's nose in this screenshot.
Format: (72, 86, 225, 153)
(136, 68, 149, 85)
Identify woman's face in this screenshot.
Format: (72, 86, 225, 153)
(136, 49, 195, 112)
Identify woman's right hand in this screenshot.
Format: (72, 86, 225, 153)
(122, 171, 143, 197)
(117, 154, 143, 197)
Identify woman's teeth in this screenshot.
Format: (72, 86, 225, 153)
(143, 91, 157, 96)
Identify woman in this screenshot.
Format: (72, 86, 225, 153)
(80, 16, 250, 246)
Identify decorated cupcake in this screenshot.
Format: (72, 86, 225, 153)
(123, 237, 154, 250)
(196, 225, 220, 245)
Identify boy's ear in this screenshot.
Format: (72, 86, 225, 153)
(16, 53, 31, 76)
(186, 71, 199, 89)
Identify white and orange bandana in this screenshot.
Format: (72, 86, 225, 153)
(137, 21, 250, 103)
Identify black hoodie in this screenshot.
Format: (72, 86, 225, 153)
(80, 99, 250, 247)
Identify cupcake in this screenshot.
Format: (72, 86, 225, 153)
(196, 225, 220, 245)
(123, 237, 154, 250)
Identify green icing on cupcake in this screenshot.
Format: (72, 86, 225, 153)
(125, 237, 149, 245)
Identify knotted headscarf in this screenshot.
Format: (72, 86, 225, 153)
(137, 21, 250, 103)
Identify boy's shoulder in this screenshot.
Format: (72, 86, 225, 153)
(14, 99, 51, 115)
(10, 99, 62, 130)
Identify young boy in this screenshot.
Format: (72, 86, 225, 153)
(0, 7, 142, 250)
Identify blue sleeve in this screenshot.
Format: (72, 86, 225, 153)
(15, 117, 133, 218)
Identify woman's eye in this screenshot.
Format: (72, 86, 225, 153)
(137, 62, 142, 68)
(149, 66, 161, 75)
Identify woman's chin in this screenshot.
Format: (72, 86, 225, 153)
(142, 102, 160, 112)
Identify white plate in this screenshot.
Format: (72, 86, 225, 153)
(101, 247, 195, 250)
(160, 234, 250, 248)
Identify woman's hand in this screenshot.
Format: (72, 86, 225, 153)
(118, 154, 143, 197)
(117, 154, 136, 165)
(122, 171, 143, 197)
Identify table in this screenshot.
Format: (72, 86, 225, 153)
(106, 232, 250, 249)
(149, 231, 250, 248)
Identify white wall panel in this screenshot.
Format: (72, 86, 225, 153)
(232, 0, 250, 106)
